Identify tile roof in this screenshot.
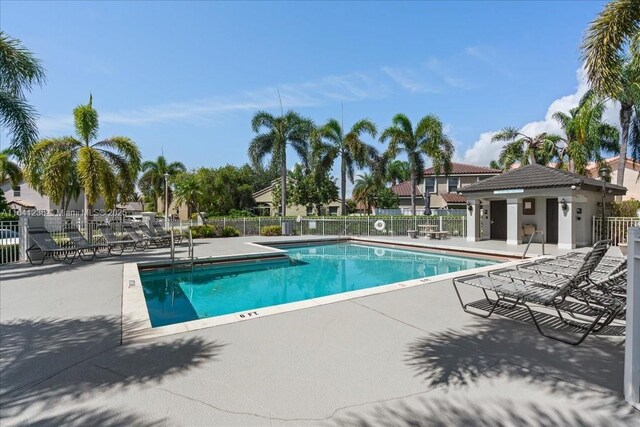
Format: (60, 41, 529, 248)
(7, 199, 35, 208)
(391, 181, 422, 197)
(116, 201, 143, 211)
(424, 163, 501, 176)
(441, 193, 467, 203)
(459, 163, 627, 195)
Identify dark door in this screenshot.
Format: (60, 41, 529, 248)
(546, 198, 559, 244)
(490, 200, 507, 240)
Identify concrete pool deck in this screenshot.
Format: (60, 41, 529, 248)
(1, 236, 638, 425)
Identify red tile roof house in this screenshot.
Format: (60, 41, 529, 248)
(390, 163, 501, 214)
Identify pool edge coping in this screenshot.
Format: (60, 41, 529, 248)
(121, 239, 538, 344)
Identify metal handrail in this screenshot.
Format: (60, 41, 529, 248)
(170, 229, 175, 261)
(188, 229, 194, 259)
(522, 230, 545, 259)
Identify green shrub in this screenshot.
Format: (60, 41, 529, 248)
(260, 225, 281, 236)
(228, 209, 255, 218)
(0, 212, 18, 221)
(221, 226, 240, 237)
(189, 224, 219, 238)
(609, 199, 640, 217)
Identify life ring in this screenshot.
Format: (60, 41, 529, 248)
(374, 248, 386, 257)
(374, 220, 386, 231)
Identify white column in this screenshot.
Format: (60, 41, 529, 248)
(625, 227, 640, 409)
(506, 198, 521, 246)
(558, 197, 576, 250)
(481, 201, 491, 240)
(466, 199, 481, 242)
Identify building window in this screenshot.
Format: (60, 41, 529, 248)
(306, 206, 314, 216)
(329, 206, 339, 215)
(447, 178, 459, 193)
(425, 178, 436, 193)
(12, 186, 20, 197)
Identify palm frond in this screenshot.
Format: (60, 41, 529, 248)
(73, 95, 99, 144)
(0, 91, 39, 159)
(581, 0, 640, 96)
(0, 31, 46, 96)
(251, 111, 276, 133)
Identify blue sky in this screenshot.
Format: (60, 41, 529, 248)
(2, 1, 610, 185)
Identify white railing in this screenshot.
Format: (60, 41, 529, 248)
(204, 216, 467, 238)
(0, 221, 20, 264)
(592, 216, 640, 246)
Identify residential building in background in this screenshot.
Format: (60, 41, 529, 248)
(0, 180, 106, 213)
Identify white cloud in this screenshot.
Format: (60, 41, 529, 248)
(381, 66, 439, 94)
(465, 45, 513, 79)
(37, 71, 389, 133)
(459, 68, 620, 167)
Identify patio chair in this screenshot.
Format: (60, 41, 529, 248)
(97, 224, 140, 252)
(26, 227, 79, 265)
(122, 223, 164, 248)
(64, 226, 109, 261)
(453, 249, 623, 345)
(586, 268, 627, 302)
(137, 223, 170, 247)
(152, 222, 183, 243)
(518, 240, 611, 277)
(490, 241, 621, 291)
(122, 224, 151, 250)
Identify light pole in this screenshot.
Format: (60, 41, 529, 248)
(599, 167, 610, 241)
(164, 172, 169, 229)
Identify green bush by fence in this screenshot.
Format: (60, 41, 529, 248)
(260, 225, 282, 236)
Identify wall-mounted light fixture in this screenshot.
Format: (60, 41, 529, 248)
(570, 185, 577, 190)
(560, 199, 568, 211)
(467, 202, 473, 213)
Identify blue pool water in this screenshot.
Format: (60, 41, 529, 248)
(139, 242, 499, 327)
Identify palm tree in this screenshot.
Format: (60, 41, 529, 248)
(611, 62, 640, 187)
(26, 95, 140, 226)
(318, 118, 378, 215)
(139, 155, 186, 215)
(173, 173, 202, 217)
(552, 91, 619, 175)
(385, 159, 410, 185)
(0, 148, 22, 187)
(581, 0, 639, 96)
(0, 32, 46, 160)
(248, 110, 313, 216)
(491, 128, 563, 169)
(352, 173, 377, 215)
(380, 114, 453, 215)
(488, 160, 502, 170)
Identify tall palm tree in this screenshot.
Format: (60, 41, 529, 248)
(611, 62, 640, 187)
(352, 173, 377, 215)
(380, 114, 453, 215)
(581, 0, 639, 96)
(552, 91, 619, 175)
(0, 32, 46, 160)
(248, 110, 313, 216)
(318, 118, 378, 215)
(385, 159, 411, 185)
(491, 128, 563, 169)
(173, 173, 202, 217)
(139, 155, 186, 215)
(0, 148, 22, 187)
(26, 95, 140, 225)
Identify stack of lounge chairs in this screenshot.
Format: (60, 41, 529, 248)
(453, 239, 627, 345)
(26, 222, 185, 265)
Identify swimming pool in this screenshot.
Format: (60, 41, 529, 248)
(138, 242, 500, 327)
